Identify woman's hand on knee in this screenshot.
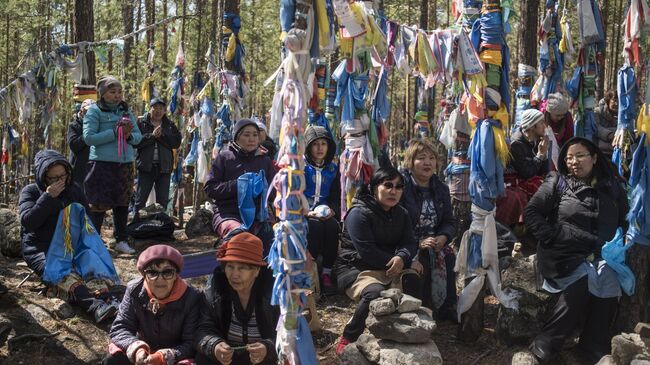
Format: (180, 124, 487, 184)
(386, 256, 404, 277)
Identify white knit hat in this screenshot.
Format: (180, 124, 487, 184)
(546, 93, 569, 115)
(519, 109, 545, 130)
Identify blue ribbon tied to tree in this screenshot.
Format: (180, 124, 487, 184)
(237, 170, 269, 230)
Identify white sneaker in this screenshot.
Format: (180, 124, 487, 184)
(113, 241, 135, 254)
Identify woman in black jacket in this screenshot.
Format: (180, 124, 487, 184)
(333, 167, 420, 355)
(104, 244, 200, 365)
(195, 232, 278, 365)
(19, 149, 119, 323)
(400, 139, 457, 319)
(67, 99, 94, 189)
(524, 137, 628, 363)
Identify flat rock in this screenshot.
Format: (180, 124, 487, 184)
(636, 323, 650, 338)
(512, 351, 539, 365)
(50, 298, 75, 320)
(356, 334, 442, 365)
(25, 304, 52, 323)
(380, 288, 403, 304)
(185, 209, 216, 238)
(369, 298, 396, 316)
(366, 307, 436, 343)
(496, 255, 556, 346)
(397, 294, 422, 313)
(595, 355, 616, 365)
(612, 333, 650, 365)
(357, 334, 381, 363)
(338, 341, 372, 365)
(0, 209, 21, 257)
(632, 360, 650, 365)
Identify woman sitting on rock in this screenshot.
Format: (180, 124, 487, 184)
(525, 137, 628, 363)
(104, 245, 200, 365)
(195, 232, 278, 365)
(333, 167, 420, 355)
(400, 139, 457, 320)
(19, 149, 120, 323)
(303, 125, 341, 293)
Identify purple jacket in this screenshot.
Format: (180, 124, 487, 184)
(204, 143, 276, 233)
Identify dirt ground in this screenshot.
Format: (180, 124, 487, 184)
(0, 220, 586, 365)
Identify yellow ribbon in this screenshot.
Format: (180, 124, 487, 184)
(315, 0, 330, 46)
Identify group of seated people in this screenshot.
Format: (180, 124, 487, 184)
(16, 77, 633, 364)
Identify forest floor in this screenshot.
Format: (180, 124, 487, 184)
(0, 213, 587, 365)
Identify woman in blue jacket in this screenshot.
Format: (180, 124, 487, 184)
(83, 76, 142, 254)
(303, 126, 341, 293)
(400, 139, 457, 320)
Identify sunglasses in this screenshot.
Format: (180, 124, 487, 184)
(380, 182, 405, 191)
(144, 268, 176, 280)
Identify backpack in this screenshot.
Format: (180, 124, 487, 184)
(125, 212, 175, 241)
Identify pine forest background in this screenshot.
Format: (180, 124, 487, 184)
(0, 0, 643, 194)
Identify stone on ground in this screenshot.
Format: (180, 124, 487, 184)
(0, 209, 21, 257)
(496, 255, 556, 345)
(185, 209, 215, 238)
(356, 334, 442, 365)
(366, 307, 436, 343)
(635, 323, 650, 339)
(380, 288, 403, 304)
(511, 351, 539, 365)
(397, 293, 422, 313)
(339, 342, 372, 365)
(611, 333, 650, 365)
(595, 355, 617, 365)
(369, 298, 396, 316)
(50, 298, 75, 320)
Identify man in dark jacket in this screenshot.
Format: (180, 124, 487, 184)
(67, 99, 94, 189)
(594, 91, 617, 159)
(134, 98, 182, 212)
(19, 149, 118, 323)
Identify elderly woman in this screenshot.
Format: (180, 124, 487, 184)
(204, 119, 276, 246)
(524, 137, 628, 363)
(83, 75, 142, 254)
(195, 232, 278, 365)
(542, 93, 574, 148)
(104, 245, 201, 365)
(333, 167, 420, 355)
(400, 139, 457, 319)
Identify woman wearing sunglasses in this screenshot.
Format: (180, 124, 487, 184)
(400, 139, 457, 320)
(195, 232, 278, 365)
(333, 167, 420, 355)
(524, 137, 628, 363)
(104, 245, 201, 365)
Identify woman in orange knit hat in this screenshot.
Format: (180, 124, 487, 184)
(195, 232, 279, 365)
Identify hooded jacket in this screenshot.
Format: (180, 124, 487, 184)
(334, 191, 418, 291)
(67, 113, 89, 187)
(524, 138, 628, 279)
(135, 113, 182, 174)
(303, 126, 341, 217)
(19, 150, 87, 276)
(204, 143, 276, 233)
(83, 101, 142, 163)
(109, 278, 201, 363)
(594, 99, 617, 156)
(195, 269, 279, 365)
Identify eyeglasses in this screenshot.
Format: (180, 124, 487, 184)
(46, 172, 68, 183)
(380, 182, 405, 191)
(564, 153, 592, 163)
(144, 268, 176, 280)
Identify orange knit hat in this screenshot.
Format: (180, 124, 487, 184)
(216, 232, 266, 266)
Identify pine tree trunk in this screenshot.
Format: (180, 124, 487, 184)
(121, 0, 134, 81)
(162, 0, 168, 65)
(518, 0, 539, 68)
(598, 0, 609, 98)
(146, 0, 155, 49)
(73, 0, 96, 84)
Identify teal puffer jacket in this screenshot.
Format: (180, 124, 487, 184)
(83, 102, 142, 163)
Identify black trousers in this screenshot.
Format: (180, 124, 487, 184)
(102, 352, 131, 365)
(306, 217, 340, 269)
(89, 206, 129, 242)
(135, 165, 172, 211)
(532, 276, 618, 363)
(343, 273, 422, 342)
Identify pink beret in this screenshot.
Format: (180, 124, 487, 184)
(136, 244, 184, 273)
